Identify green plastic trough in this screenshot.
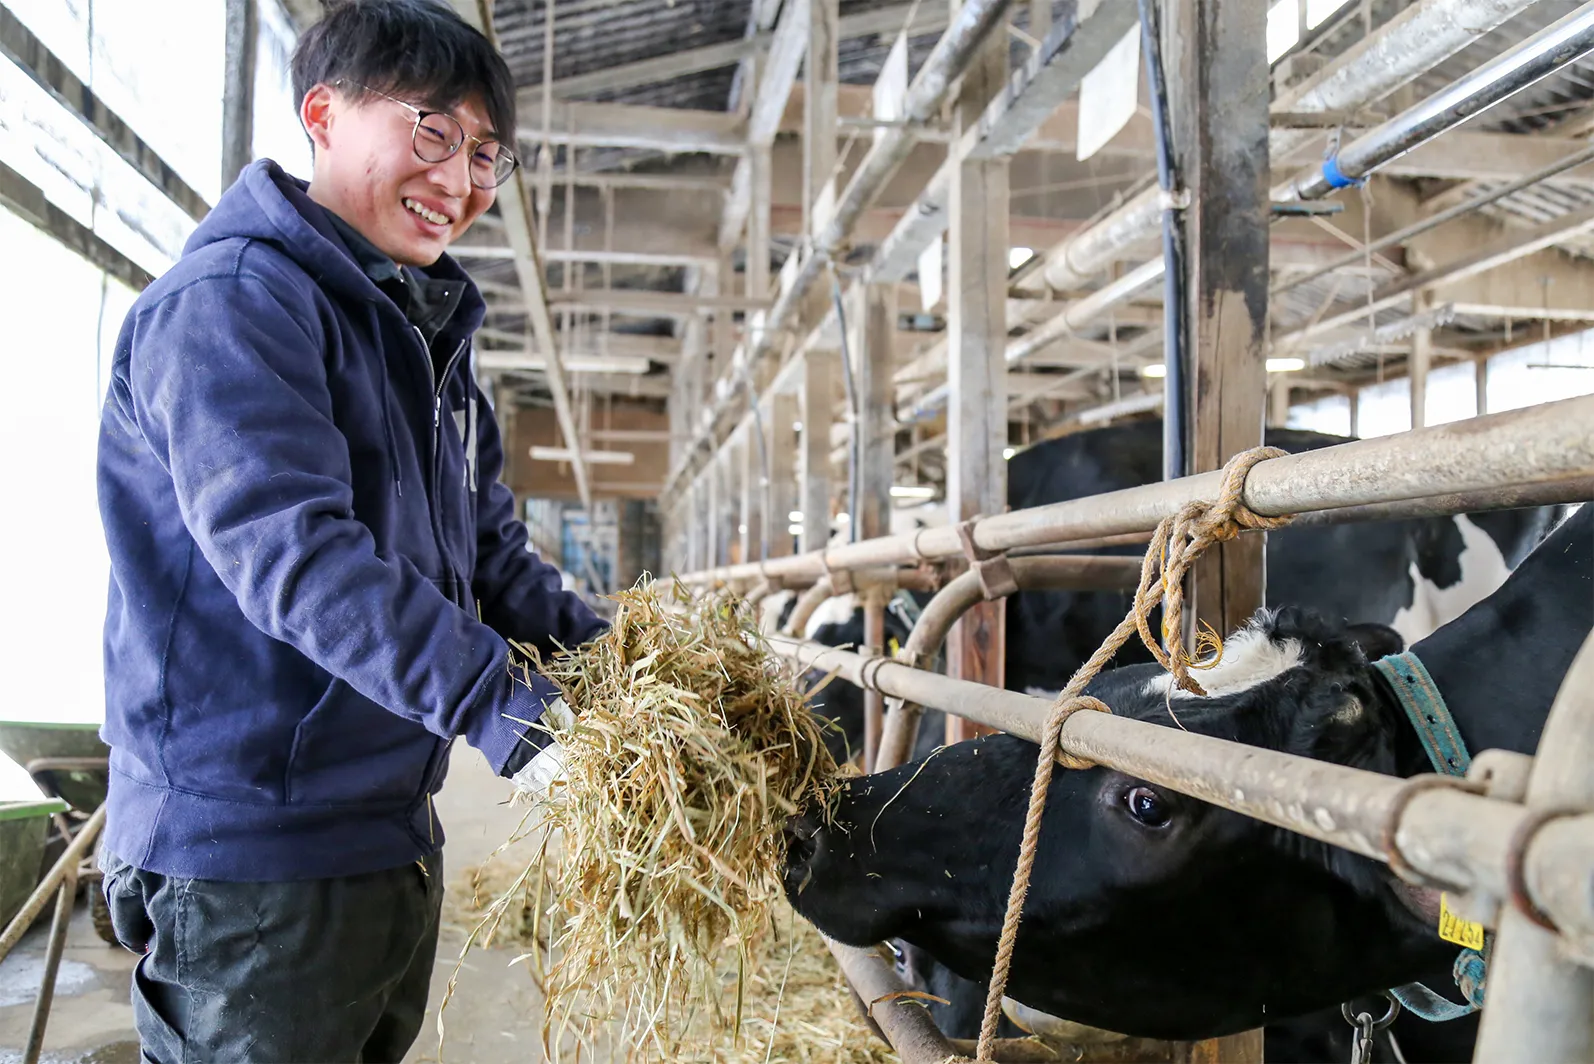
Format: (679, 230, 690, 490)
(0, 798, 68, 931)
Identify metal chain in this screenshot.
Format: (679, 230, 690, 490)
(1343, 993, 1401, 1064)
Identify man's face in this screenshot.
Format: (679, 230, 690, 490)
(302, 84, 498, 266)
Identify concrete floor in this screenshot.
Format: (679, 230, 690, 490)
(0, 752, 562, 1064)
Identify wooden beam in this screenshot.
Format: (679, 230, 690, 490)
(222, 0, 258, 189)
(805, 0, 839, 236)
(0, 3, 209, 221)
(850, 282, 897, 543)
(944, 18, 1009, 746)
(452, 0, 592, 509)
(0, 159, 154, 291)
(546, 170, 729, 193)
(767, 391, 800, 558)
(543, 289, 771, 315)
(513, 100, 746, 155)
(799, 351, 838, 554)
(1169, 0, 1271, 641)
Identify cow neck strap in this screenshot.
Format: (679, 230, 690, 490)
(1371, 650, 1486, 1023)
(1373, 651, 1472, 776)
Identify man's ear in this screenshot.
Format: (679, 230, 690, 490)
(300, 84, 337, 153)
(1344, 622, 1405, 662)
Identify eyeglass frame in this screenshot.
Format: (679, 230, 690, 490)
(333, 80, 519, 189)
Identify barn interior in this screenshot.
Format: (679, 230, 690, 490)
(4, 0, 1594, 1060)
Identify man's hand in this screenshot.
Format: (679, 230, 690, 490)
(510, 697, 575, 801)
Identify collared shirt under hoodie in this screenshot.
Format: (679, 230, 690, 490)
(96, 159, 606, 882)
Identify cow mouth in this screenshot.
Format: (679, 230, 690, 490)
(781, 811, 821, 895)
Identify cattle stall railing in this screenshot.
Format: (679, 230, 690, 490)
(768, 633, 1594, 970)
(678, 396, 1594, 590)
(667, 395, 1594, 1063)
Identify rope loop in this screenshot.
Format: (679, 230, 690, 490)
(972, 445, 1293, 1061)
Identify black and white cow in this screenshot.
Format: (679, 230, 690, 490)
(782, 504, 1590, 1046)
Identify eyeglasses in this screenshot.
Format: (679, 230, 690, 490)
(337, 81, 518, 189)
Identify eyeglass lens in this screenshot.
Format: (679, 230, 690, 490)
(412, 111, 516, 188)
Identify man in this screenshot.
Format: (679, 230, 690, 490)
(95, 2, 601, 1060)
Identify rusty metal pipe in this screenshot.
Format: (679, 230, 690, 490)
(771, 636, 1594, 946)
(679, 397, 1594, 586)
(22, 866, 79, 1064)
(824, 938, 961, 1062)
(1474, 630, 1594, 1062)
(876, 556, 1143, 770)
(863, 589, 887, 770)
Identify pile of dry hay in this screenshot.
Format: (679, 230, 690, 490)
(449, 854, 893, 1063)
(454, 579, 865, 1059)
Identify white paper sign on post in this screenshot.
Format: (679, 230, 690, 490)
(917, 235, 944, 313)
(1076, 22, 1141, 162)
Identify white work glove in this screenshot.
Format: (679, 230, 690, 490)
(511, 697, 575, 801)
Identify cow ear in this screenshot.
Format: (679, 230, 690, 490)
(1344, 623, 1404, 662)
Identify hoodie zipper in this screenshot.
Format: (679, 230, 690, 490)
(414, 327, 469, 604)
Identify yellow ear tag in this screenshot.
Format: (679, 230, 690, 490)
(888, 637, 901, 656)
(1438, 892, 1486, 950)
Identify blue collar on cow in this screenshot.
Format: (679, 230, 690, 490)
(1373, 651, 1472, 776)
(1371, 651, 1488, 1023)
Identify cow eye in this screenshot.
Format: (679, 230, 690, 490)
(1125, 786, 1171, 828)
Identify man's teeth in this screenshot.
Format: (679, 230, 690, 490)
(403, 198, 451, 226)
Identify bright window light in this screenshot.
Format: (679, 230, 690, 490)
(788, 510, 804, 522)
(1141, 363, 1168, 379)
(1306, 0, 1352, 29)
(889, 485, 936, 499)
(1008, 247, 1035, 270)
(835, 512, 850, 523)
(737, 524, 748, 535)
(787, 523, 804, 536)
(1002, 447, 1017, 460)
(793, 421, 804, 433)
(1267, 357, 1307, 373)
(1267, 0, 1299, 63)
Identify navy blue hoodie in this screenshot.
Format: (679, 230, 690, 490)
(97, 161, 604, 881)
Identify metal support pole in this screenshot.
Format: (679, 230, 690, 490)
(800, 352, 838, 553)
(1168, 0, 1271, 664)
(749, 144, 773, 300)
(1473, 630, 1594, 1062)
(221, 0, 257, 188)
(945, 3, 1010, 745)
(768, 391, 799, 557)
(1476, 357, 1490, 418)
(863, 587, 887, 769)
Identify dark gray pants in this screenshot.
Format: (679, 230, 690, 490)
(100, 851, 443, 1064)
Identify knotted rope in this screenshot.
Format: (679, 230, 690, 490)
(973, 447, 1292, 1061)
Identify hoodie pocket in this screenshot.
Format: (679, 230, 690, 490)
(284, 679, 437, 807)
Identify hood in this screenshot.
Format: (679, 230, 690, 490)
(189, 160, 486, 343)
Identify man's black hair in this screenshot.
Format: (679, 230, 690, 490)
(292, 0, 517, 139)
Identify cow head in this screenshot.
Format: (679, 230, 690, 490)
(782, 608, 1458, 1040)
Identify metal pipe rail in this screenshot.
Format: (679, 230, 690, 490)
(768, 635, 1594, 950)
(678, 395, 1594, 586)
(877, 555, 1145, 770)
(1281, 0, 1594, 201)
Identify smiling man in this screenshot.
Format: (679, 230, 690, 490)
(94, 2, 603, 1061)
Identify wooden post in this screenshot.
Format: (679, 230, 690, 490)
(1476, 356, 1490, 417)
(1167, 0, 1270, 639)
(805, 0, 839, 234)
(222, 0, 257, 188)
(799, 351, 838, 555)
(1268, 377, 1292, 427)
(850, 282, 896, 768)
(1410, 291, 1433, 430)
(748, 144, 773, 300)
(740, 426, 762, 564)
(706, 459, 722, 569)
(944, 6, 1009, 745)
(1166, 1, 1270, 1059)
(768, 391, 800, 558)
